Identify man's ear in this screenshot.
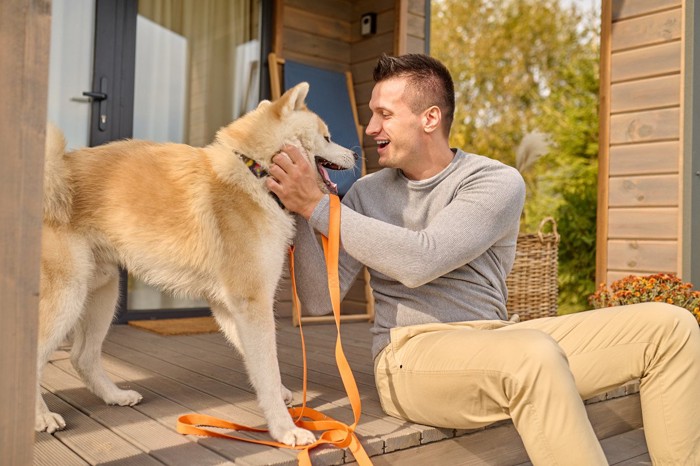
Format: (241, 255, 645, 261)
(422, 106, 442, 134)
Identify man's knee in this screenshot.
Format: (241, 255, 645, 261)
(498, 330, 580, 409)
(506, 329, 570, 375)
(633, 302, 698, 334)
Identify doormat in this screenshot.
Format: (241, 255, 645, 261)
(128, 316, 219, 336)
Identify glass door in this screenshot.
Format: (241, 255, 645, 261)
(47, 0, 95, 151)
(47, 0, 264, 321)
(128, 1, 262, 317)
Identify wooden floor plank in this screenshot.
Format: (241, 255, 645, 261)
(102, 331, 345, 464)
(55, 351, 309, 465)
(355, 427, 650, 466)
(614, 452, 652, 465)
(41, 391, 162, 465)
(601, 429, 648, 465)
(34, 431, 89, 466)
(41, 363, 235, 465)
(587, 393, 643, 440)
(94, 344, 304, 464)
(367, 422, 530, 466)
(516, 429, 649, 466)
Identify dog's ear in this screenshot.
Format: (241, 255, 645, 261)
(257, 100, 271, 109)
(276, 82, 309, 115)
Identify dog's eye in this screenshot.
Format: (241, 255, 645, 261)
(324, 136, 331, 143)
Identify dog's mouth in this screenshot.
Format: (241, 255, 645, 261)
(315, 156, 344, 194)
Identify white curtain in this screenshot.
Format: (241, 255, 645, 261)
(139, 0, 258, 146)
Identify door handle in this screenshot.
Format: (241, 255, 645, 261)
(82, 91, 107, 101)
(83, 76, 109, 131)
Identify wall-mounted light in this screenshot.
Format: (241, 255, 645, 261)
(361, 12, 377, 36)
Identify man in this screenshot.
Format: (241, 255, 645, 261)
(266, 54, 700, 465)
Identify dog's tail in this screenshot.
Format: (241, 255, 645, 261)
(43, 123, 73, 225)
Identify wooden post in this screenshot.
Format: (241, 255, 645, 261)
(595, 0, 612, 286)
(394, 0, 408, 55)
(0, 0, 51, 463)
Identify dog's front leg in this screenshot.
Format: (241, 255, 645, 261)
(214, 300, 315, 446)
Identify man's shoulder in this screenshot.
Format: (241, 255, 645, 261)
(453, 150, 525, 198)
(455, 150, 522, 179)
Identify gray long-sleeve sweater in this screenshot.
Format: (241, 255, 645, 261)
(291, 149, 526, 359)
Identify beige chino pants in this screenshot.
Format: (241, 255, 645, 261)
(374, 303, 700, 465)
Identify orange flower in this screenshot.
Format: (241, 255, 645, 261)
(588, 273, 699, 326)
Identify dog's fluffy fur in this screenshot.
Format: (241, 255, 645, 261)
(37, 83, 357, 446)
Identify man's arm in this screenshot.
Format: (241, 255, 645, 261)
(309, 167, 525, 289)
(289, 211, 364, 316)
(268, 146, 525, 291)
(267, 145, 364, 316)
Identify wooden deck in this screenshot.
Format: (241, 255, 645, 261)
(35, 320, 650, 465)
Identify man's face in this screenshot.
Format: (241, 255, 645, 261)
(366, 77, 425, 171)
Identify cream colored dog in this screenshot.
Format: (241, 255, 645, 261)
(38, 82, 357, 446)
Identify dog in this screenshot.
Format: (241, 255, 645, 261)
(37, 82, 357, 446)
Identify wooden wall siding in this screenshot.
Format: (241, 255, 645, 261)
(610, 75, 680, 112)
(609, 108, 680, 144)
(276, 0, 426, 174)
(611, 8, 682, 51)
(608, 207, 678, 239)
(611, 0, 682, 21)
(352, 0, 403, 173)
(599, 0, 684, 283)
(279, 0, 353, 69)
(608, 174, 679, 207)
(611, 42, 681, 82)
(607, 240, 678, 272)
(609, 141, 679, 175)
(352, 0, 427, 173)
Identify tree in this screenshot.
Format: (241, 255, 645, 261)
(432, 0, 600, 313)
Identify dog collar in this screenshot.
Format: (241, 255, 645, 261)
(235, 151, 285, 209)
(237, 151, 269, 178)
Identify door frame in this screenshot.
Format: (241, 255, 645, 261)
(88, 0, 137, 147)
(683, 0, 700, 285)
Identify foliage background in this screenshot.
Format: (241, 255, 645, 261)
(431, 0, 600, 313)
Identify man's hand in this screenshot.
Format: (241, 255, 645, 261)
(266, 144, 325, 220)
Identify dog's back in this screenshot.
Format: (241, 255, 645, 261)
(41, 127, 295, 301)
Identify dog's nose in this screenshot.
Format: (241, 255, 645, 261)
(352, 151, 359, 161)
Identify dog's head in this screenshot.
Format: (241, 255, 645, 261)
(220, 82, 358, 195)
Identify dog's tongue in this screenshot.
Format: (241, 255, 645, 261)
(318, 165, 338, 195)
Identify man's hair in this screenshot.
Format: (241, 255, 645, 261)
(373, 53, 455, 136)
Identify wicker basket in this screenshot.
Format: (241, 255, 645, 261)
(506, 217, 560, 321)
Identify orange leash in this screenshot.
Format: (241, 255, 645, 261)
(176, 195, 372, 465)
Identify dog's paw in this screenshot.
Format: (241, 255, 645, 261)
(281, 385, 294, 406)
(36, 412, 66, 433)
(104, 389, 142, 407)
(277, 427, 316, 447)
